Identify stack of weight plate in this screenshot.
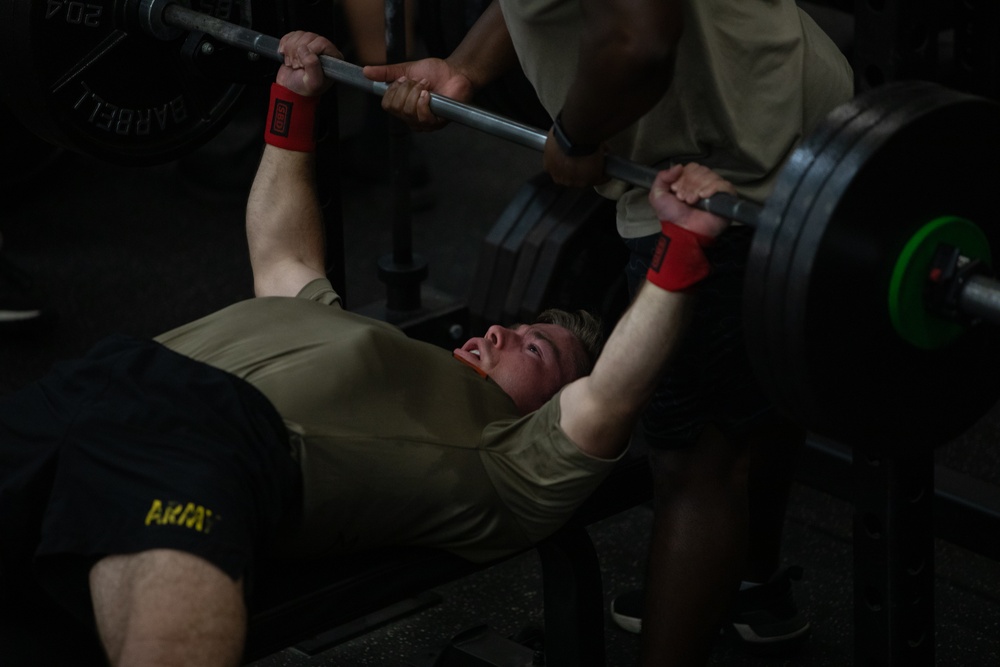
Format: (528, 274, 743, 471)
(467, 173, 628, 336)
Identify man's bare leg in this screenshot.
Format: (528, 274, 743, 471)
(90, 549, 246, 667)
(640, 426, 750, 666)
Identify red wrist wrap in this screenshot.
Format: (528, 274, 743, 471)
(265, 83, 318, 152)
(645, 221, 714, 292)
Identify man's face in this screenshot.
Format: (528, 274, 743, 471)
(454, 323, 587, 414)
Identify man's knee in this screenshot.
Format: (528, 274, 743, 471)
(90, 549, 246, 667)
(648, 426, 750, 502)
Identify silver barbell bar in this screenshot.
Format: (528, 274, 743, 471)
(139, 0, 1000, 328)
(139, 0, 759, 226)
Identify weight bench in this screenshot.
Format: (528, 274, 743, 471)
(244, 436, 653, 665)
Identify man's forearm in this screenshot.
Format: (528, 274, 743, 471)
(589, 282, 691, 410)
(557, 0, 681, 146)
(558, 165, 731, 458)
(559, 281, 691, 458)
(246, 145, 326, 297)
(446, 0, 520, 91)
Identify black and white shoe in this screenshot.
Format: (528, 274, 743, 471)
(0, 252, 47, 330)
(722, 566, 811, 654)
(610, 566, 811, 655)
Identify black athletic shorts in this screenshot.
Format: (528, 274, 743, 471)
(0, 334, 302, 624)
(624, 225, 786, 449)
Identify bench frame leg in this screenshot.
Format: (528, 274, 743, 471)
(538, 525, 607, 667)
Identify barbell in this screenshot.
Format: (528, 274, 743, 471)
(3, 0, 999, 448)
(157, 1, 673, 197)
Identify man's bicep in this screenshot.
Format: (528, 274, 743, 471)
(558, 378, 632, 460)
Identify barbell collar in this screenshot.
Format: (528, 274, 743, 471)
(147, 1, 761, 226)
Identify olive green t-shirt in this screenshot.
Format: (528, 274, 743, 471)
(499, 0, 855, 237)
(155, 279, 619, 562)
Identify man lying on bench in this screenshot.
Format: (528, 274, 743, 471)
(0, 30, 737, 667)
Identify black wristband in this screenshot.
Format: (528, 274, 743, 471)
(552, 112, 600, 157)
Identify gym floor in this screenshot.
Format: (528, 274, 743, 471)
(3, 4, 1000, 666)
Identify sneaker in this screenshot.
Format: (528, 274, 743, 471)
(0, 252, 48, 329)
(609, 588, 643, 634)
(609, 566, 810, 654)
(723, 566, 810, 653)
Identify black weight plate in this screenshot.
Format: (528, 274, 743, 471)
(807, 89, 1000, 446)
(752, 83, 944, 435)
(504, 185, 598, 324)
(467, 173, 560, 331)
(0, 0, 280, 165)
(517, 187, 622, 326)
(746, 83, 893, 421)
(752, 82, 1000, 447)
(774, 83, 951, 433)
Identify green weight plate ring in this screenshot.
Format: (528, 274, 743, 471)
(888, 216, 992, 349)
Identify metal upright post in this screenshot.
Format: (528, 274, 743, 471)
(378, 0, 428, 312)
(852, 441, 936, 665)
(353, 0, 469, 348)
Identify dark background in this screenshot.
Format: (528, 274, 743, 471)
(2, 1, 999, 665)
